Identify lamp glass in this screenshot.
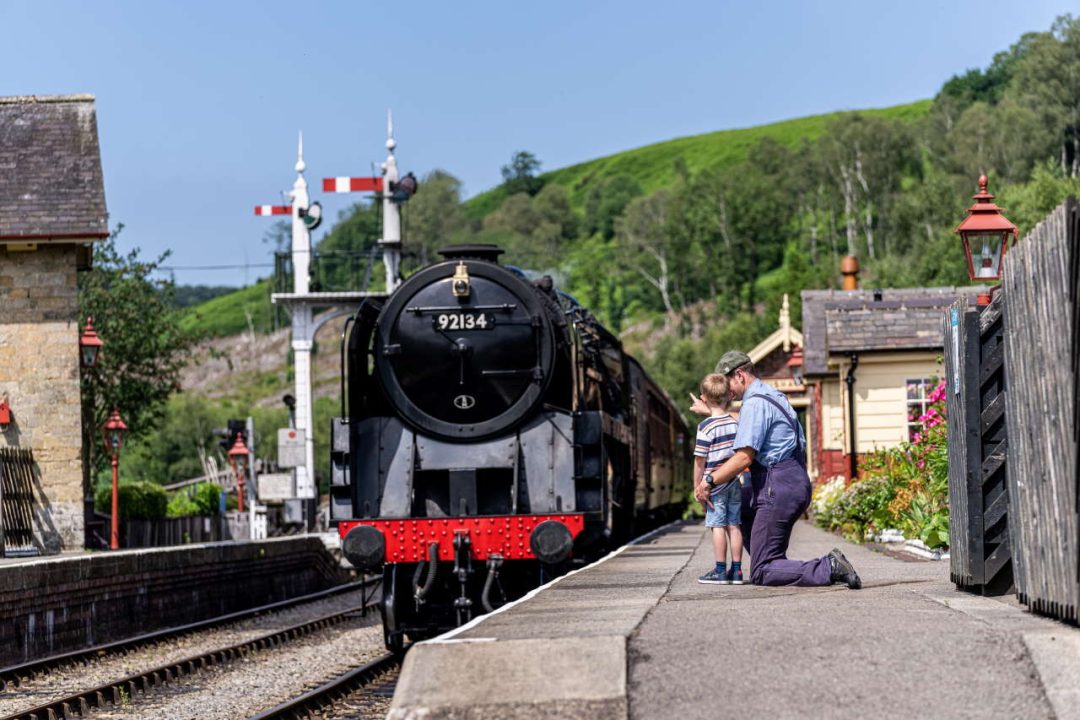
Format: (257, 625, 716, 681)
(966, 231, 1004, 280)
(81, 344, 99, 368)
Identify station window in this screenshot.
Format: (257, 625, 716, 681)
(905, 377, 934, 440)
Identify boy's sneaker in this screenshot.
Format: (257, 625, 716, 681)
(728, 568, 744, 585)
(697, 569, 730, 585)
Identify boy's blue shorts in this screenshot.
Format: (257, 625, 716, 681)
(705, 478, 742, 528)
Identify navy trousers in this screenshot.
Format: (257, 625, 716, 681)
(748, 459, 831, 587)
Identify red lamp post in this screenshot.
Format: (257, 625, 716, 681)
(955, 175, 1019, 302)
(102, 407, 128, 550)
(79, 316, 104, 369)
(227, 434, 250, 513)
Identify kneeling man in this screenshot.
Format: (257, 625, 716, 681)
(695, 351, 862, 589)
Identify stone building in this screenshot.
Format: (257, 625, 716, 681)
(0, 94, 109, 550)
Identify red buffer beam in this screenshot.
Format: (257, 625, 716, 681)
(255, 205, 292, 216)
(322, 176, 384, 193)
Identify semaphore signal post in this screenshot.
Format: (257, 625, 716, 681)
(257, 120, 412, 528)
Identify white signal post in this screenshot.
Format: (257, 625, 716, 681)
(322, 111, 403, 293)
(288, 133, 316, 500)
(262, 120, 409, 529)
(381, 112, 402, 293)
(254, 133, 317, 502)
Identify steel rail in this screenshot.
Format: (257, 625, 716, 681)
(246, 652, 401, 720)
(0, 578, 377, 690)
(0, 604, 376, 720)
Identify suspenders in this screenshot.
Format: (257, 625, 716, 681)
(751, 394, 806, 468)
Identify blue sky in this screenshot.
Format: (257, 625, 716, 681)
(2, 0, 1069, 286)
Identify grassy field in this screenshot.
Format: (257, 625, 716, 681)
(465, 99, 931, 218)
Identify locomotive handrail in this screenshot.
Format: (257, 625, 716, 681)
(405, 303, 518, 313)
(340, 313, 355, 420)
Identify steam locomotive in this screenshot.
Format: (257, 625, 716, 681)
(331, 244, 690, 651)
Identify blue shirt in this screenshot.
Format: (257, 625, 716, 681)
(732, 379, 805, 467)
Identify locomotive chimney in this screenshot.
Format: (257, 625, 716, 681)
(841, 255, 860, 291)
(439, 244, 505, 263)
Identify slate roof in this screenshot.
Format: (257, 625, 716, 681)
(0, 94, 108, 240)
(801, 286, 988, 375)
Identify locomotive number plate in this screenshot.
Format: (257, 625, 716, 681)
(434, 312, 495, 331)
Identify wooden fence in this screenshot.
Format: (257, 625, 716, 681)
(944, 293, 1012, 594)
(1001, 197, 1079, 623)
(118, 513, 249, 549)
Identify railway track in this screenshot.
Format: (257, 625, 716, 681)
(0, 579, 380, 720)
(248, 652, 402, 720)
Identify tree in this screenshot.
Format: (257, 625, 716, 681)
(1008, 15, 1080, 177)
(500, 151, 545, 196)
(313, 200, 381, 290)
(403, 170, 469, 266)
(79, 228, 193, 476)
(615, 189, 681, 322)
(583, 175, 642, 239)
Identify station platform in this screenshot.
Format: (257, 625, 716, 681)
(389, 520, 1080, 719)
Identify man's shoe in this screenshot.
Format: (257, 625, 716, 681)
(698, 569, 729, 585)
(828, 549, 862, 589)
(728, 568, 744, 585)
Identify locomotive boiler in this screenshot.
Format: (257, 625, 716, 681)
(331, 244, 689, 651)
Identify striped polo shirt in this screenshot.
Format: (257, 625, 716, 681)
(694, 413, 739, 472)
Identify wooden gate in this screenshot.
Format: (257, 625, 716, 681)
(944, 292, 1012, 595)
(0, 447, 41, 557)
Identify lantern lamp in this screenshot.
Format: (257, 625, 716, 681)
(787, 347, 805, 387)
(79, 316, 104, 369)
(102, 407, 128, 550)
(955, 175, 1018, 283)
(103, 406, 128, 453)
(227, 434, 250, 513)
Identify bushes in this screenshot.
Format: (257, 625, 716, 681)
(811, 381, 950, 549)
(166, 482, 222, 517)
(94, 481, 168, 520)
(96, 481, 225, 520)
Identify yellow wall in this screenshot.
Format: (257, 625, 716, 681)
(819, 353, 943, 453)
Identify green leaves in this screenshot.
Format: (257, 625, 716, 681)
(80, 229, 194, 475)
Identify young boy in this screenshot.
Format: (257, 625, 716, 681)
(693, 373, 744, 585)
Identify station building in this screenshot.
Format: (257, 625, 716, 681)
(0, 94, 109, 551)
(801, 286, 983, 481)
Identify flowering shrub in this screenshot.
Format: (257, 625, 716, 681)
(811, 380, 950, 549)
(810, 476, 846, 526)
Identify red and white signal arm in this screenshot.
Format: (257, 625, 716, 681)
(322, 177, 384, 193)
(278, 428, 306, 468)
(255, 205, 291, 216)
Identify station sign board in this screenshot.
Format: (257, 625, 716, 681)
(278, 428, 306, 468)
(258, 473, 294, 501)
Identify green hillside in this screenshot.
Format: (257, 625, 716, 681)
(179, 279, 277, 339)
(465, 99, 932, 218)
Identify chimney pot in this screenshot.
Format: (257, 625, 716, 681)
(840, 255, 860, 291)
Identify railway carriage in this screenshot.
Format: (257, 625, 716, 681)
(331, 244, 689, 650)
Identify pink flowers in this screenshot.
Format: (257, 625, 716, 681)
(927, 381, 946, 404)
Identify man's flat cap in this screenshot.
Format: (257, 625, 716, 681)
(715, 350, 752, 376)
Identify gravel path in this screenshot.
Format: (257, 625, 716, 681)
(0, 588, 375, 718)
(87, 617, 385, 719)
